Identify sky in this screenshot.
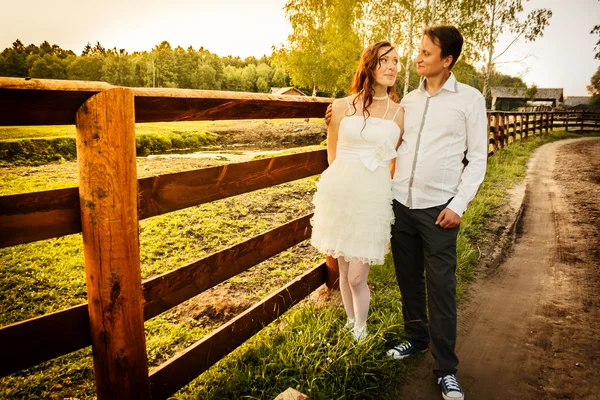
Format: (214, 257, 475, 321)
(1, 0, 599, 96)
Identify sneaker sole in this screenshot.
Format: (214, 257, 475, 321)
(386, 348, 428, 360)
(442, 393, 464, 400)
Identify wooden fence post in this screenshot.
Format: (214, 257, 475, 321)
(580, 112, 584, 132)
(542, 113, 546, 134)
(565, 112, 569, 131)
(550, 112, 554, 132)
(506, 114, 512, 144)
(76, 87, 150, 399)
(492, 113, 499, 153)
(497, 113, 504, 149)
(519, 114, 524, 139)
(325, 256, 340, 289)
(486, 113, 493, 155)
(524, 114, 529, 138)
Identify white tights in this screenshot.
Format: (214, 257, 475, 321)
(337, 257, 371, 330)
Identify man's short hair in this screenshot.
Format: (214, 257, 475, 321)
(423, 25, 463, 69)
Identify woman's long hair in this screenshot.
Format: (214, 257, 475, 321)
(349, 41, 399, 121)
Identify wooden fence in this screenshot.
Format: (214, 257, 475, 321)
(0, 78, 596, 399)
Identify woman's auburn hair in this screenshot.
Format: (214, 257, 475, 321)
(349, 41, 399, 120)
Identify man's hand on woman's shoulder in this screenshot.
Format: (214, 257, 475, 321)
(325, 103, 333, 126)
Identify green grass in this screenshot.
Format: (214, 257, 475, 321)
(0, 119, 325, 141)
(0, 119, 326, 165)
(0, 130, 593, 399)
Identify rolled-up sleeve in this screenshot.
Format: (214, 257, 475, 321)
(447, 94, 488, 217)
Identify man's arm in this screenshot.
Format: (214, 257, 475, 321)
(444, 94, 488, 221)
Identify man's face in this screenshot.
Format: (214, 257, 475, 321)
(415, 35, 452, 78)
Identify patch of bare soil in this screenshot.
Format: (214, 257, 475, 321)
(396, 138, 600, 399)
(209, 120, 327, 149)
(161, 187, 321, 329)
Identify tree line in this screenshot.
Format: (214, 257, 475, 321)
(0, 39, 291, 92)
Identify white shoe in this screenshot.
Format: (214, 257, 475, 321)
(343, 318, 355, 331)
(353, 325, 368, 342)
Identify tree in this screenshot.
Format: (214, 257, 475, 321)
(191, 64, 219, 90)
(102, 53, 135, 86)
(0, 40, 29, 77)
(28, 54, 67, 79)
(471, 0, 552, 100)
(282, 0, 362, 95)
(591, 24, 600, 60)
(588, 66, 600, 105)
(66, 54, 104, 81)
(151, 41, 178, 88)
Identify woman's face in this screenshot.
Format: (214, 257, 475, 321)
(374, 46, 399, 88)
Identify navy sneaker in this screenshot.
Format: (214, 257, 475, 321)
(386, 341, 427, 359)
(437, 374, 464, 400)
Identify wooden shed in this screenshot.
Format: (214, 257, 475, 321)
(270, 87, 307, 96)
(564, 96, 592, 107)
(490, 87, 564, 110)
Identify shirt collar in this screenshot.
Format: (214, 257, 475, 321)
(418, 72, 458, 95)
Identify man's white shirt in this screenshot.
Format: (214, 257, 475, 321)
(393, 73, 488, 217)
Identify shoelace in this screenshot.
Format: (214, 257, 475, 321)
(442, 375, 461, 392)
(395, 342, 412, 352)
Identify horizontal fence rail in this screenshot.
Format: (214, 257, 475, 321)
(0, 150, 327, 248)
(0, 77, 331, 126)
(148, 262, 327, 399)
(0, 214, 314, 378)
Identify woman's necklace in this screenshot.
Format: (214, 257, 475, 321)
(372, 94, 389, 101)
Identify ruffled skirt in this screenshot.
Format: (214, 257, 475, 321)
(310, 158, 394, 265)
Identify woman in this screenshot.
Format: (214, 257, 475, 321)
(311, 41, 403, 342)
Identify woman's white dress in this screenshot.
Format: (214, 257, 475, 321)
(311, 99, 401, 265)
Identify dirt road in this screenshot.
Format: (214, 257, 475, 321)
(396, 138, 600, 399)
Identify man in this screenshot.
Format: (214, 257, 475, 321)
(386, 25, 487, 400)
(327, 25, 487, 400)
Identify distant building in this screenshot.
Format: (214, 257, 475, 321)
(490, 87, 564, 110)
(564, 96, 592, 107)
(269, 87, 307, 96)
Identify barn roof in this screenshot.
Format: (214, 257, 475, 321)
(491, 87, 564, 102)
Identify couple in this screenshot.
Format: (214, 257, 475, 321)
(310, 25, 487, 400)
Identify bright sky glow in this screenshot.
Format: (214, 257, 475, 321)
(1, 0, 598, 95)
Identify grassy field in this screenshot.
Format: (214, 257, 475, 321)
(0, 119, 324, 141)
(0, 130, 589, 399)
(0, 119, 327, 165)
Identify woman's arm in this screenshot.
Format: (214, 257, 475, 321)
(326, 99, 346, 165)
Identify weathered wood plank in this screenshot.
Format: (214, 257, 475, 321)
(0, 187, 81, 247)
(0, 77, 331, 126)
(0, 150, 327, 248)
(0, 304, 90, 377)
(76, 87, 150, 398)
(137, 150, 327, 219)
(148, 262, 327, 400)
